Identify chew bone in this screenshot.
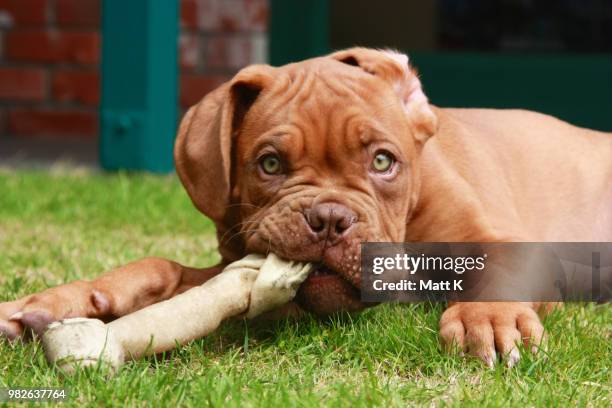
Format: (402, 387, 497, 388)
(42, 254, 311, 373)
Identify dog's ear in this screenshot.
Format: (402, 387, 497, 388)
(330, 48, 437, 143)
(174, 65, 275, 224)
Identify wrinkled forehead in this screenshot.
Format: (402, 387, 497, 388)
(239, 59, 410, 153)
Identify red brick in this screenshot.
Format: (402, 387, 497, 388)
(52, 70, 99, 106)
(56, 0, 100, 27)
(180, 0, 197, 29)
(197, 0, 268, 32)
(180, 34, 200, 70)
(0, 67, 46, 101)
(0, 0, 48, 27)
(5, 29, 100, 64)
(8, 109, 97, 137)
(180, 74, 227, 107)
(204, 34, 267, 70)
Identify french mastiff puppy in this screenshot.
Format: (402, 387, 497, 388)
(1, 48, 611, 367)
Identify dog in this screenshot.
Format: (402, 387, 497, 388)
(1, 48, 610, 367)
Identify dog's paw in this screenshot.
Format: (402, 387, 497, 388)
(0, 282, 111, 340)
(0, 298, 28, 340)
(439, 302, 545, 368)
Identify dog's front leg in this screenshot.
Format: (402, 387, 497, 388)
(439, 301, 546, 367)
(0, 258, 225, 340)
(437, 238, 563, 367)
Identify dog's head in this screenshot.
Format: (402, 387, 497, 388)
(175, 48, 438, 315)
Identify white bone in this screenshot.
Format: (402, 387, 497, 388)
(42, 253, 312, 374)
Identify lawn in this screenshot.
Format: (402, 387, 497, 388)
(0, 169, 610, 407)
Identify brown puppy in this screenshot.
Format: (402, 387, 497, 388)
(2, 48, 611, 367)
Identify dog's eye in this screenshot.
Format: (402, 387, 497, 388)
(260, 154, 282, 175)
(372, 151, 395, 173)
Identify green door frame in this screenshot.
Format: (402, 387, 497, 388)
(269, 1, 612, 131)
(100, 0, 179, 173)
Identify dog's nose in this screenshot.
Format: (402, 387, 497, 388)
(305, 203, 357, 241)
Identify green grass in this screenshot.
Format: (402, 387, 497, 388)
(0, 169, 610, 407)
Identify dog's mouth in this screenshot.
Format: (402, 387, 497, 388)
(295, 262, 366, 315)
(308, 263, 338, 278)
(305, 262, 353, 284)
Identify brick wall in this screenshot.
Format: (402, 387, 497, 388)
(0, 0, 268, 141)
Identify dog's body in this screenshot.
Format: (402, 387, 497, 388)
(2, 48, 610, 367)
(415, 107, 612, 244)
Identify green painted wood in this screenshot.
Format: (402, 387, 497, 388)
(269, 0, 330, 66)
(100, 0, 179, 172)
(407, 52, 612, 131)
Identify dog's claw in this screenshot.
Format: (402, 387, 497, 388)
(504, 348, 521, 368)
(19, 310, 55, 336)
(482, 351, 496, 369)
(9, 311, 23, 321)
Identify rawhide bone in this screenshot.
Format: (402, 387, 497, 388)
(42, 254, 312, 374)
